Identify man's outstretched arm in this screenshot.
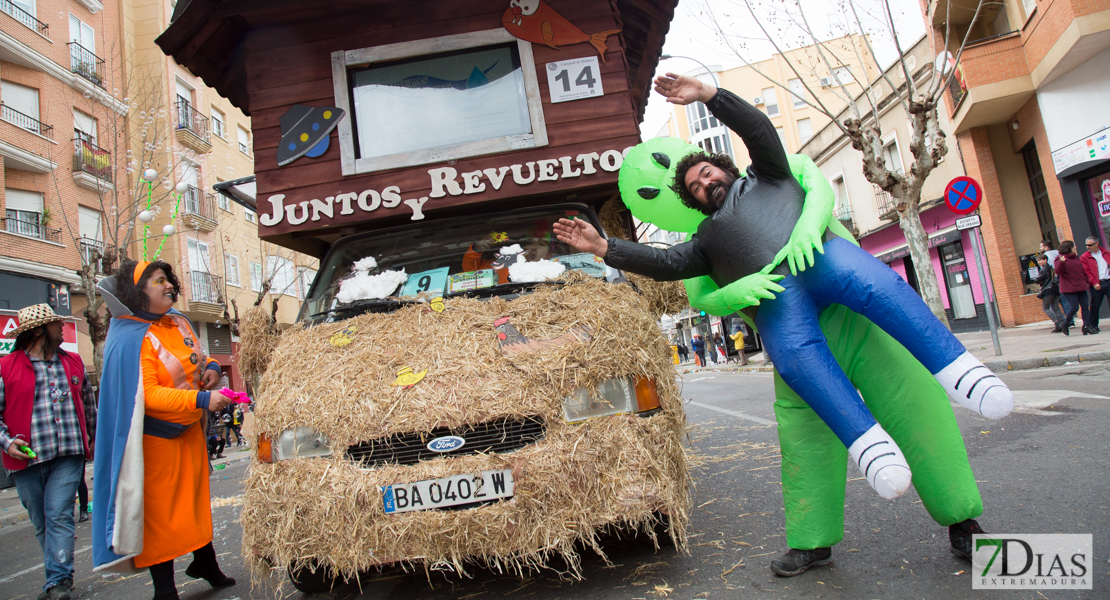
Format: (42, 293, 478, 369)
(553, 218, 712, 281)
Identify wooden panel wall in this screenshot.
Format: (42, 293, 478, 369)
(244, 0, 641, 242)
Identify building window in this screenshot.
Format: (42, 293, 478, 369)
(296, 266, 317, 300)
(237, 126, 250, 155)
(333, 29, 548, 175)
(78, 206, 104, 272)
(224, 253, 240, 286)
(775, 127, 787, 147)
(686, 101, 733, 157)
(4, 0, 43, 34)
(267, 256, 298, 297)
(244, 208, 256, 223)
(250, 261, 263, 292)
(1021, 141, 1057, 246)
(788, 78, 806, 108)
(73, 109, 96, 144)
(4, 188, 44, 238)
(762, 87, 779, 117)
(68, 13, 95, 53)
(883, 135, 904, 174)
(797, 118, 813, 143)
(833, 67, 855, 85)
(211, 107, 226, 139)
(1, 81, 47, 136)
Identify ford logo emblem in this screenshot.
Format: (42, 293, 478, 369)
(427, 435, 466, 453)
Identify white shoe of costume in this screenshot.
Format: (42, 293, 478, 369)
(934, 351, 1013, 419)
(847, 424, 913, 500)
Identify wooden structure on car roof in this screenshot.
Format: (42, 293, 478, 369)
(157, 0, 678, 257)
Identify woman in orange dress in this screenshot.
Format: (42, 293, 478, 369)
(96, 259, 235, 600)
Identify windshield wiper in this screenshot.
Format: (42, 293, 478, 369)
(445, 282, 542, 299)
(310, 298, 420, 318)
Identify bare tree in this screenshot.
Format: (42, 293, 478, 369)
(47, 41, 200, 380)
(214, 227, 310, 339)
(693, 0, 985, 326)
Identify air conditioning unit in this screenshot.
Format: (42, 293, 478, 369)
(752, 96, 764, 105)
(819, 77, 833, 87)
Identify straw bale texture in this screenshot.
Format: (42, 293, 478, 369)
(244, 275, 690, 583)
(238, 307, 282, 381)
(599, 197, 688, 318)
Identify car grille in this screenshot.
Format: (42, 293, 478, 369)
(346, 416, 545, 468)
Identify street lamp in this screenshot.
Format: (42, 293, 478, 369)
(659, 54, 720, 88)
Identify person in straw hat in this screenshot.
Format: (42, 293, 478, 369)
(90, 259, 235, 600)
(0, 303, 96, 600)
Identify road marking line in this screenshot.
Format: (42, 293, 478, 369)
(686, 401, 776, 426)
(0, 545, 91, 583)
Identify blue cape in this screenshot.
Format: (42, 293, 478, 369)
(91, 314, 155, 571)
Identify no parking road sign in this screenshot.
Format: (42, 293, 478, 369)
(944, 176, 983, 215)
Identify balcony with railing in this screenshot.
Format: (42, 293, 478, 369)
(186, 271, 224, 320)
(77, 237, 109, 274)
(1, 103, 53, 139)
(174, 101, 212, 153)
(0, 0, 48, 36)
(875, 186, 898, 221)
(833, 204, 857, 236)
(3, 215, 60, 243)
(72, 138, 113, 191)
(181, 185, 218, 231)
(68, 42, 105, 88)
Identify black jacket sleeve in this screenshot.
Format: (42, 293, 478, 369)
(704, 89, 791, 182)
(605, 237, 713, 281)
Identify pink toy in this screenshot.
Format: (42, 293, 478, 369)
(218, 388, 252, 404)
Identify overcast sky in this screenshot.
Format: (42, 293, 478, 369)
(640, 0, 929, 137)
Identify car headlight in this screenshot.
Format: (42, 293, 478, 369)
(271, 427, 332, 461)
(563, 376, 662, 423)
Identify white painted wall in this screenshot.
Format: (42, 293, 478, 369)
(1037, 48, 1110, 152)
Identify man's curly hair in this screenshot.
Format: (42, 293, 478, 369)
(671, 151, 743, 215)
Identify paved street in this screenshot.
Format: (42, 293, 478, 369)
(1, 365, 1107, 599)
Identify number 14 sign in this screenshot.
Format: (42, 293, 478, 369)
(547, 56, 604, 103)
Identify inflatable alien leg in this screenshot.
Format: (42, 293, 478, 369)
(688, 285, 983, 548)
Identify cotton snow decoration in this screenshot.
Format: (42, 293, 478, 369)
(352, 256, 378, 272)
(508, 257, 566, 283)
(500, 244, 523, 255)
(337, 269, 408, 303)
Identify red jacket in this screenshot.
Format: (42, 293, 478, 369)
(1080, 248, 1110, 286)
(0, 349, 90, 471)
(1055, 254, 1089, 294)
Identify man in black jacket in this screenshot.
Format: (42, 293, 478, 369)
(555, 73, 1012, 502)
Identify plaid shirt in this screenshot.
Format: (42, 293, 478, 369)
(0, 350, 96, 468)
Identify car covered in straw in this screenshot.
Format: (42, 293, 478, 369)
(243, 204, 689, 591)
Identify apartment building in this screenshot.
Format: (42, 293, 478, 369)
(925, 0, 1110, 326)
(1, 0, 127, 364)
(663, 34, 880, 163)
(123, 0, 315, 391)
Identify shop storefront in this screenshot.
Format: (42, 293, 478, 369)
(861, 205, 994, 332)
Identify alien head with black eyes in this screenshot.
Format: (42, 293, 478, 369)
(619, 138, 742, 223)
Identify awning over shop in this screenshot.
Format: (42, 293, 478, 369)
(874, 226, 962, 264)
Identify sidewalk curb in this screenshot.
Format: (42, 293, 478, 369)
(984, 350, 1110, 373)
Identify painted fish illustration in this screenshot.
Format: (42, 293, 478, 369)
(389, 63, 499, 91)
(502, 0, 620, 62)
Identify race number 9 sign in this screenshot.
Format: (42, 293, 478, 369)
(547, 56, 604, 103)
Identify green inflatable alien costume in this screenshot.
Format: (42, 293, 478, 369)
(618, 137, 982, 569)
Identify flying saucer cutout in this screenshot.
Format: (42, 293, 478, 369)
(276, 104, 344, 167)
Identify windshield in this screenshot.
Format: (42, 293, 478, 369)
(301, 205, 617, 323)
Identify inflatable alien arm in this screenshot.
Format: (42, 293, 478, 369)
(766, 154, 836, 276)
(689, 154, 840, 317)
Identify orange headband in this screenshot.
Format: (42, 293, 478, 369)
(132, 261, 151, 285)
